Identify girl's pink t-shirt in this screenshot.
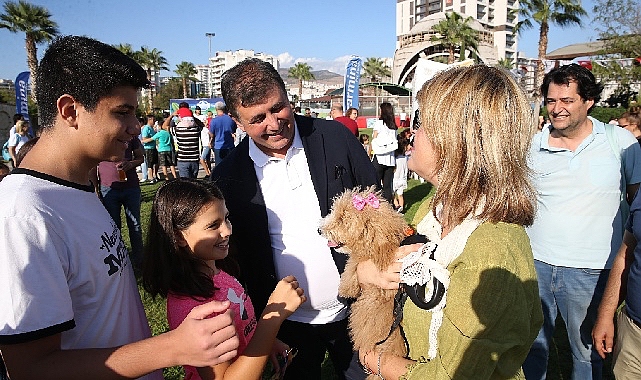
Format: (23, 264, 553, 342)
(167, 270, 257, 379)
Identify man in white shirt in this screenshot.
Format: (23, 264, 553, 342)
(212, 58, 378, 380)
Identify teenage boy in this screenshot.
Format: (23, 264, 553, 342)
(0, 35, 239, 379)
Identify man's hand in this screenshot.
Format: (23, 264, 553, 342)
(170, 300, 240, 367)
(592, 314, 615, 359)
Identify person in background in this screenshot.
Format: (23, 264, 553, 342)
(7, 120, 31, 168)
(9, 113, 24, 136)
(170, 102, 204, 179)
(618, 110, 641, 147)
(92, 135, 145, 271)
(346, 107, 358, 121)
(209, 101, 236, 167)
(524, 63, 641, 380)
(195, 106, 212, 176)
(371, 102, 398, 203)
(392, 137, 411, 213)
(0, 34, 239, 380)
(359, 133, 372, 160)
(143, 121, 177, 180)
(331, 104, 358, 137)
(141, 114, 158, 183)
(138, 117, 148, 182)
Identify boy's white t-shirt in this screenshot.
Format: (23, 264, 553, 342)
(0, 170, 161, 379)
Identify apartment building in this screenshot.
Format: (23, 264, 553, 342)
(394, 0, 519, 86)
(208, 50, 279, 97)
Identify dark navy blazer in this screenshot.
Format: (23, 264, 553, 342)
(211, 114, 378, 314)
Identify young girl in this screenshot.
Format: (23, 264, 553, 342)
(142, 178, 306, 380)
(359, 133, 372, 160)
(393, 137, 411, 213)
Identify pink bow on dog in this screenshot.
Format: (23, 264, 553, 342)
(352, 193, 380, 210)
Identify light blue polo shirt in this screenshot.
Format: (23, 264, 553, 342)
(527, 116, 641, 269)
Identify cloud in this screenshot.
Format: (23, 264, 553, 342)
(280, 54, 357, 74)
(277, 52, 295, 67)
(278, 54, 392, 75)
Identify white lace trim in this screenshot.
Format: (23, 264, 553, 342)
(399, 204, 483, 359)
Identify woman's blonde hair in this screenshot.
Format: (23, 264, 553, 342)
(16, 120, 29, 134)
(416, 65, 536, 227)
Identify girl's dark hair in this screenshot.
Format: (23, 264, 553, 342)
(142, 178, 225, 300)
(379, 102, 398, 130)
(396, 136, 410, 156)
(359, 133, 369, 144)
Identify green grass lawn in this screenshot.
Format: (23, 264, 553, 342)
(124, 179, 612, 379)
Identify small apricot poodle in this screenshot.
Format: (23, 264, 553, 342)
(319, 186, 409, 364)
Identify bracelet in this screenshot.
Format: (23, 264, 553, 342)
(361, 351, 374, 375)
(377, 351, 385, 379)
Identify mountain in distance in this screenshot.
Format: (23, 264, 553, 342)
(278, 68, 343, 86)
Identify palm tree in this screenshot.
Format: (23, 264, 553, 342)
(288, 62, 314, 100)
(175, 61, 197, 99)
(497, 58, 514, 69)
(0, 0, 58, 102)
(430, 12, 479, 64)
(363, 57, 392, 97)
(137, 46, 169, 111)
(113, 43, 138, 60)
(363, 57, 391, 83)
(517, 0, 586, 100)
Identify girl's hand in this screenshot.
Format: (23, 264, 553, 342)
(268, 338, 294, 377)
(264, 275, 306, 319)
(356, 243, 421, 290)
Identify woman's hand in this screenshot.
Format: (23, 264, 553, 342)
(356, 243, 422, 289)
(264, 275, 306, 319)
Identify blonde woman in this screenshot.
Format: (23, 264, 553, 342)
(358, 66, 543, 379)
(8, 120, 31, 167)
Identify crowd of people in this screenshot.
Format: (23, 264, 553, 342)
(1, 34, 641, 380)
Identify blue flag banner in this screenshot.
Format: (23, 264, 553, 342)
(15, 71, 30, 122)
(343, 57, 362, 112)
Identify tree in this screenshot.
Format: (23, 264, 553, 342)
(113, 43, 138, 60)
(137, 46, 169, 111)
(363, 57, 391, 83)
(363, 57, 392, 97)
(430, 12, 479, 64)
(288, 62, 314, 100)
(517, 0, 586, 101)
(174, 61, 197, 99)
(497, 58, 514, 69)
(591, 0, 641, 91)
(155, 77, 182, 113)
(0, 0, 58, 103)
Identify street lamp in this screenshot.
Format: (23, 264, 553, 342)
(205, 33, 215, 97)
(205, 32, 215, 58)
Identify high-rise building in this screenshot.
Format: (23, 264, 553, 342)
(394, 0, 518, 86)
(195, 65, 212, 97)
(208, 50, 279, 97)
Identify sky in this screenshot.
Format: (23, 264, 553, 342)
(0, 0, 601, 81)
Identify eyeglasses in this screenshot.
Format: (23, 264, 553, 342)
(412, 109, 421, 130)
(619, 124, 630, 128)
